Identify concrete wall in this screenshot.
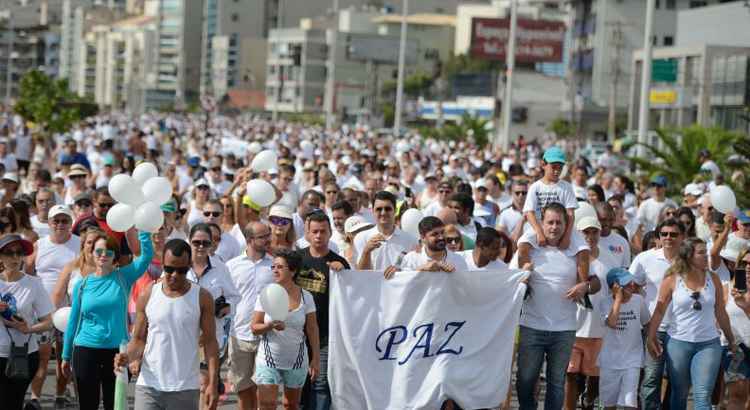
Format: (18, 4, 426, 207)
(676, 2, 750, 47)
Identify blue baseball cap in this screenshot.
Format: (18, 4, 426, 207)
(607, 268, 635, 288)
(650, 175, 668, 187)
(542, 146, 566, 164)
(737, 209, 750, 224)
(187, 157, 201, 167)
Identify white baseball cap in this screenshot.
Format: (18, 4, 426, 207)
(344, 215, 373, 235)
(576, 216, 602, 231)
(48, 205, 74, 220)
(269, 205, 293, 220)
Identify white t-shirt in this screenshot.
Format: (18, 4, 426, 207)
(497, 206, 523, 234)
(254, 289, 316, 370)
(186, 257, 241, 347)
(14, 133, 32, 161)
(226, 253, 274, 341)
(457, 250, 508, 271)
(422, 201, 444, 218)
(636, 197, 678, 232)
(629, 248, 672, 331)
(599, 233, 631, 268)
(400, 250, 468, 272)
(576, 258, 612, 338)
(215, 232, 243, 263)
(30, 215, 51, 238)
(0, 274, 54, 357)
(597, 294, 651, 369)
(353, 227, 418, 270)
(516, 230, 588, 332)
(523, 179, 578, 220)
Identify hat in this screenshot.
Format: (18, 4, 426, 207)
(48, 205, 74, 220)
(424, 174, 438, 181)
(68, 164, 89, 177)
(73, 192, 92, 203)
(2, 172, 18, 184)
(576, 216, 602, 231)
(242, 195, 262, 212)
(650, 175, 668, 187)
(103, 156, 114, 166)
(721, 235, 749, 262)
(195, 178, 209, 188)
(303, 161, 315, 171)
(542, 146, 566, 164)
(438, 179, 453, 189)
(344, 215, 373, 235)
(160, 198, 177, 213)
(606, 267, 635, 288)
(683, 183, 704, 197)
(737, 209, 750, 224)
(475, 178, 489, 190)
(208, 158, 222, 168)
(187, 157, 201, 167)
(0, 234, 33, 256)
(269, 205, 293, 220)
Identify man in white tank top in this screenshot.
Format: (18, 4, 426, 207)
(117, 239, 219, 410)
(26, 204, 80, 409)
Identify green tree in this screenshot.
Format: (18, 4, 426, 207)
(628, 125, 743, 195)
(14, 70, 98, 134)
(436, 113, 492, 147)
(547, 117, 575, 139)
(442, 54, 499, 78)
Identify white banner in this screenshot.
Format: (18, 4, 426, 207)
(329, 269, 528, 410)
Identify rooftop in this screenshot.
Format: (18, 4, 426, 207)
(371, 13, 456, 27)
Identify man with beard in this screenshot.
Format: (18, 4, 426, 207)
(388, 216, 467, 277)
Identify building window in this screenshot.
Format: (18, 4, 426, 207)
(689, 1, 707, 8)
(655, 0, 660, 9)
(231, 13, 239, 22)
(664, 36, 674, 46)
(666, 0, 676, 9)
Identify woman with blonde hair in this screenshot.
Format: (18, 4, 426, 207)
(647, 237, 736, 409)
(51, 228, 108, 308)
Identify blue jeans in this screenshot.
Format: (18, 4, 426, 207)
(666, 337, 722, 410)
(641, 331, 669, 410)
(302, 344, 330, 410)
(516, 326, 576, 410)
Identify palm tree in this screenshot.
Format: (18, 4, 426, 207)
(628, 125, 743, 195)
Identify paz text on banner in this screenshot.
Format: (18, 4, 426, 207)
(328, 269, 529, 410)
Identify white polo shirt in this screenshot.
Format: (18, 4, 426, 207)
(400, 250, 468, 272)
(630, 247, 673, 331)
(457, 250, 508, 271)
(353, 227, 418, 270)
(226, 252, 274, 341)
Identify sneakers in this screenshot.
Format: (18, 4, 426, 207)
(23, 399, 42, 410)
(54, 397, 67, 410)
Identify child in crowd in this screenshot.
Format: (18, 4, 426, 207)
(598, 268, 651, 410)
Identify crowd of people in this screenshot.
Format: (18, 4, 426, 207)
(0, 112, 748, 410)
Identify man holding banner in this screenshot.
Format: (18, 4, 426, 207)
(393, 216, 467, 276)
(515, 202, 600, 410)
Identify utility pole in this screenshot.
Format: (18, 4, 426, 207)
(500, 0, 518, 152)
(271, 0, 283, 122)
(325, 0, 339, 130)
(608, 21, 624, 141)
(5, 14, 13, 103)
(637, 0, 656, 159)
(393, 0, 408, 136)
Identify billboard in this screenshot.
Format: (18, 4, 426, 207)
(346, 34, 418, 65)
(470, 17, 565, 63)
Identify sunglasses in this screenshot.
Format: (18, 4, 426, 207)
(270, 216, 291, 226)
(76, 201, 93, 208)
(163, 265, 190, 275)
(197, 185, 210, 191)
(51, 218, 71, 226)
(513, 191, 528, 196)
(94, 248, 115, 258)
(203, 211, 221, 218)
(191, 239, 212, 248)
(211, 167, 221, 172)
(70, 174, 86, 179)
(98, 202, 114, 209)
(659, 231, 680, 238)
(690, 291, 702, 311)
(445, 237, 462, 245)
(1, 249, 24, 257)
(438, 190, 452, 194)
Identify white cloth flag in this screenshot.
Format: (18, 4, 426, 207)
(329, 269, 528, 410)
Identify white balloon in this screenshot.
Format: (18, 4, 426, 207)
(106, 203, 135, 232)
(710, 185, 737, 214)
(396, 140, 411, 153)
(132, 162, 158, 186)
(300, 140, 314, 154)
(108, 174, 145, 206)
(134, 201, 165, 232)
(248, 142, 263, 154)
(53, 307, 71, 333)
(430, 142, 442, 155)
(246, 179, 275, 207)
(251, 150, 277, 172)
(401, 208, 423, 238)
(141, 177, 173, 206)
(260, 284, 289, 322)
(575, 201, 598, 222)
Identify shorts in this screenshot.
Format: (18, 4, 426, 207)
(134, 385, 199, 410)
(228, 336, 259, 392)
(567, 337, 603, 376)
(254, 364, 308, 388)
(599, 367, 640, 408)
(723, 346, 750, 383)
(39, 329, 59, 344)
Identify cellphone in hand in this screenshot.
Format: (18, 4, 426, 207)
(735, 269, 747, 293)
